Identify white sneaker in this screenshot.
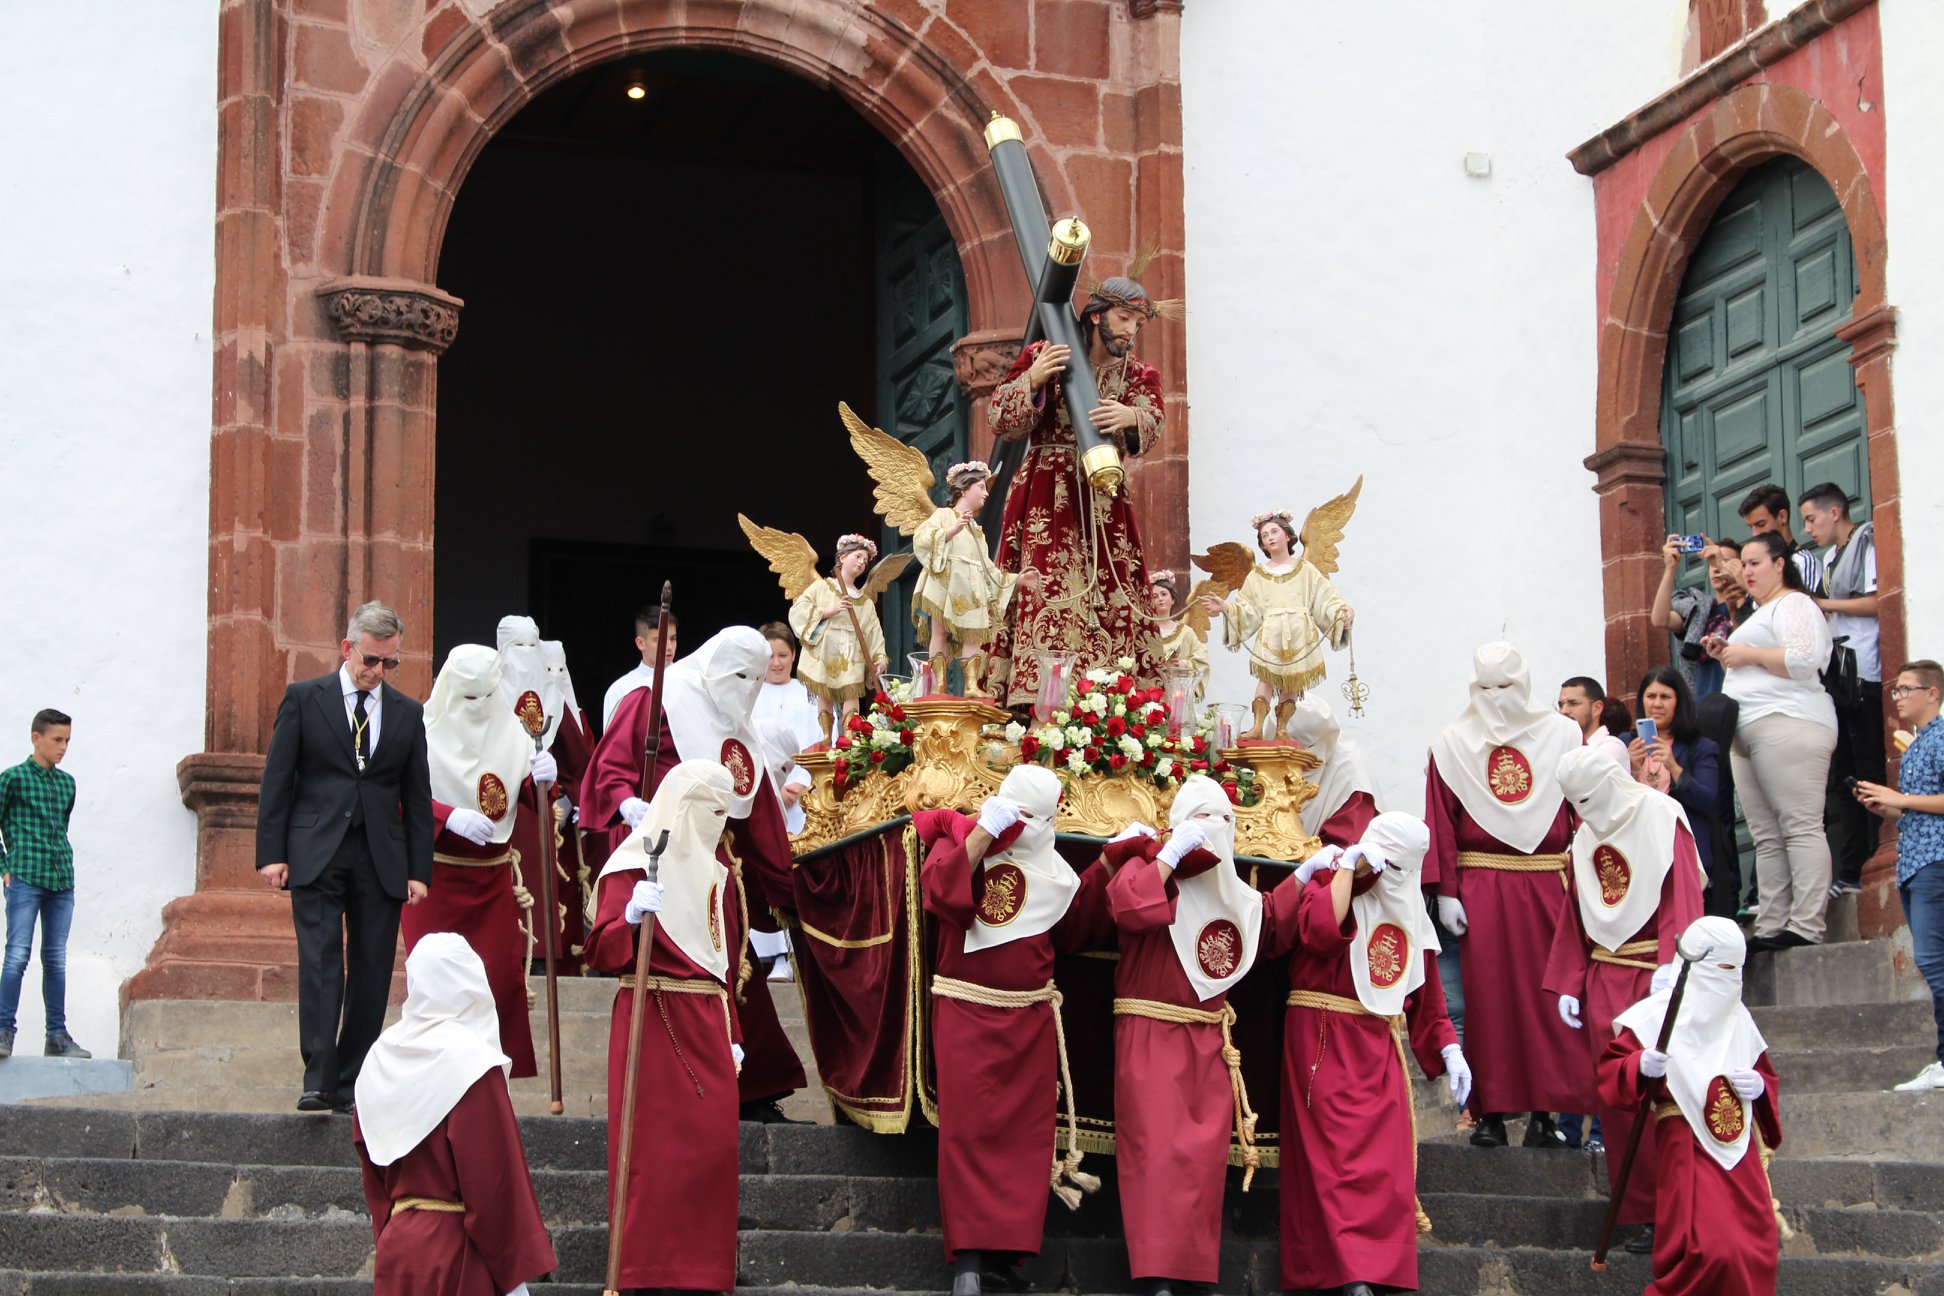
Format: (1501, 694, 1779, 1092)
(767, 955, 794, 983)
(1894, 1061, 1944, 1092)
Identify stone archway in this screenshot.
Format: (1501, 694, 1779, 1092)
(1583, 80, 1903, 931)
(153, 0, 1186, 1003)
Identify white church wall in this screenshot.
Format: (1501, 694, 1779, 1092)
(0, 1, 217, 1052)
(1879, 0, 1944, 666)
(1179, 1, 1686, 805)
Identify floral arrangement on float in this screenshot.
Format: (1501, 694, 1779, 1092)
(832, 678, 917, 794)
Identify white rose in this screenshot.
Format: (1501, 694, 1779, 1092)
(1004, 721, 1026, 743)
(1118, 735, 1143, 760)
(1065, 725, 1088, 747)
(1041, 726, 1066, 751)
(1145, 731, 1164, 748)
(1085, 694, 1109, 717)
(1052, 710, 1071, 726)
(1116, 656, 1136, 671)
(1086, 668, 1115, 685)
(1154, 757, 1175, 779)
(1065, 750, 1089, 774)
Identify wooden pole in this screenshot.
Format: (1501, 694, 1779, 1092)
(527, 725, 564, 1117)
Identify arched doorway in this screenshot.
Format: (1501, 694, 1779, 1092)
(431, 50, 967, 706)
(1660, 155, 1866, 543)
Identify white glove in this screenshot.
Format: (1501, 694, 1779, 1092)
(1111, 821, 1158, 843)
(506, 1284, 532, 1296)
(1335, 843, 1382, 873)
(1639, 1048, 1669, 1079)
(1157, 821, 1207, 867)
(1728, 1068, 1765, 1100)
(1293, 845, 1342, 885)
(619, 797, 650, 829)
(732, 1042, 746, 1067)
(446, 807, 494, 845)
(624, 879, 664, 925)
(530, 750, 558, 784)
(1650, 961, 1676, 995)
(1437, 895, 1467, 936)
(1558, 994, 1583, 1030)
(976, 797, 1021, 839)
(1441, 1044, 1472, 1106)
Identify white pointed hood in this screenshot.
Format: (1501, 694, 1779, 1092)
(426, 644, 533, 844)
(1429, 642, 1581, 850)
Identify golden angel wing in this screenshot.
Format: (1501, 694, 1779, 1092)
(1190, 541, 1256, 591)
(839, 401, 936, 536)
(1298, 475, 1364, 578)
(737, 514, 822, 602)
(858, 551, 915, 603)
(1181, 578, 1226, 642)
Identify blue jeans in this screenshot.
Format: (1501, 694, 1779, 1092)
(1900, 863, 1944, 1064)
(1, 881, 74, 1034)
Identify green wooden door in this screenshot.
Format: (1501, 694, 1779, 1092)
(874, 155, 969, 669)
(1662, 155, 1868, 542)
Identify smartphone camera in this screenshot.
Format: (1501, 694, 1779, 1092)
(1674, 534, 1708, 553)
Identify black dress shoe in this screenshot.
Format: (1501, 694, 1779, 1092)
(739, 1099, 809, 1125)
(1768, 930, 1815, 950)
(1468, 1113, 1507, 1147)
(1523, 1112, 1569, 1149)
(1625, 1223, 1655, 1254)
(296, 1090, 335, 1113)
(330, 1092, 355, 1115)
(982, 1258, 1036, 1292)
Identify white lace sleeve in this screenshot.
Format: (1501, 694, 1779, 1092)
(1776, 593, 1832, 683)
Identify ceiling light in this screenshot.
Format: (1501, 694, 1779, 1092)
(625, 70, 647, 101)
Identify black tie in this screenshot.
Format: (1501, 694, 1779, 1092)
(353, 690, 371, 766)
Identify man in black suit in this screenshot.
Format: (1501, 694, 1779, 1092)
(256, 600, 433, 1112)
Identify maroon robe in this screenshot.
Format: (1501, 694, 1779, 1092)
(405, 788, 539, 1079)
(354, 1070, 557, 1295)
(1106, 852, 1239, 1283)
(1315, 788, 1379, 850)
(583, 686, 807, 1106)
(1542, 824, 1706, 1224)
(986, 340, 1166, 709)
(1262, 872, 1456, 1293)
(917, 808, 1113, 1259)
(1598, 1034, 1782, 1296)
(586, 855, 746, 1292)
(509, 707, 594, 977)
(1424, 761, 1589, 1114)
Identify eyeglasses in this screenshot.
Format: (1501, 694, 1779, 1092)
(361, 654, 402, 670)
(1891, 685, 1937, 700)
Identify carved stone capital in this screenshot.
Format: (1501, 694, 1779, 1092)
(1582, 439, 1666, 494)
(320, 276, 464, 353)
(952, 329, 1025, 400)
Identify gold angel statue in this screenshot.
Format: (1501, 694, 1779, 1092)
(738, 513, 911, 745)
(1145, 569, 1210, 701)
(1195, 477, 1362, 741)
(839, 401, 1038, 699)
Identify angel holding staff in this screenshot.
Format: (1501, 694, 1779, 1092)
(1196, 478, 1361, 742)
(1147, 569, 1211, 701)
(738, 514, 908, 746)
(842, 404, 1038, 699)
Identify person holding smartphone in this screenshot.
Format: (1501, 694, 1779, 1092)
(1627, 667, 1730, 916)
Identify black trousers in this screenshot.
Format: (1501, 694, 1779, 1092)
(290, 828, 400, 1095)
(1826, 679, 1887, 885)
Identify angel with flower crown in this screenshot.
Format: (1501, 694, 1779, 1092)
(1195, 478, 1361, 741)
(739, 515, 911, 745)
(841, 404, 1039, 699)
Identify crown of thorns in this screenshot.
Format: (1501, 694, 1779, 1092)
(834, 534, 878, 560)
(945, 461, 992, 490)
(1250, 510, 1296, 531)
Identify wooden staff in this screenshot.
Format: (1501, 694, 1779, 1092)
(522, 715, 564, 1116)
(1590, 935, 1712, 1270)
(607, 580, 674, 1296)
(836, 580, 883, 696)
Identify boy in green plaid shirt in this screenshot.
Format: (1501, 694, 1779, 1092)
(0, 708, 90, 1058)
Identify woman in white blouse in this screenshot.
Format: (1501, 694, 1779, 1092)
(1704, 531, 1837, 949)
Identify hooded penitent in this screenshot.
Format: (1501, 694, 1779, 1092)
(1612, 916, 1768, 1170)
(1287, 697, 1381, 836)
(353, 932, 511, 1166)
(495, 615, 552, 746)
(963, 764, 1078, 954)
(539, 639, 582, 741)
(1345, 812, 1442, 1016)
(1164, 773, 1263, 1001)
(659, 627, 772, 818)
(426, 644, 534, 845)
(597, 760, 734, 982)
(1557, 745, 1701, 954)
(1429, 641, 1583, 851)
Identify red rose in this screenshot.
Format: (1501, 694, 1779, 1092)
(1084, 745, 1101, 764)
(1191, 735, 1207, 753)
(847, 714, 870, 734)
(1109, 752, 1128, 770)
(1189, 759, 1208, 773)
(870, 750, 886, 765)
(1116, 674, 1135, 693)
(1128, 722, 1146, 740)
(1212, 760, 1231, 775)
(1105, 716, 1127, 738)
(1223, 782, 1240, 803)
(900, 729, 915, 745)
(889, 704, 907, 722)
(874, 690, 891, 707)
(1020, 735, 1040, 758)
(1076, 679, 1093, 696)
(835, 736, 853, 750)
(834, 764, 848, 782)
(1141, 748, 1156, 766)
(1144, 707, 1165, 727)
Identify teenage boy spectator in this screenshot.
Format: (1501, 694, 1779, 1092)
(1855, 661, 1944, 1090)
(1650, 534, 1752, 698)
(1739, 484, 1823, 591)
(601, 603, 679, 730)
(1800, 481, 1882, 894)
(1559, 678, 1628, 772)
(0, 709, 89, 1059)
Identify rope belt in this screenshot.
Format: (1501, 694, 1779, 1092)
(1113, 997, 1261, 1190)
(1591, 939, 1660, 972)
(392, 1196, 465, 1213)
(1653, 1100, 1682, 1121)
(433, 847, 516, 868)
(1284, 988, 1432, 1235)
(617, 974, 736, 1086)
(1456, 851, 1569, 892)
(932, 975, 1099, 1208)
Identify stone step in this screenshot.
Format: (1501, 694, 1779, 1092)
(1781, 1089, 1944, 1160)
(1744, 931, 1927, 1008)
(1769, 1042, 1938, 1094)
(1750, 999, 1935, 1051)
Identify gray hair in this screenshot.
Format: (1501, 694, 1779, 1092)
(346, 601, 405, 644)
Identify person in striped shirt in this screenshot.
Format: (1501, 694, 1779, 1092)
(0, 708, 90, 1059)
